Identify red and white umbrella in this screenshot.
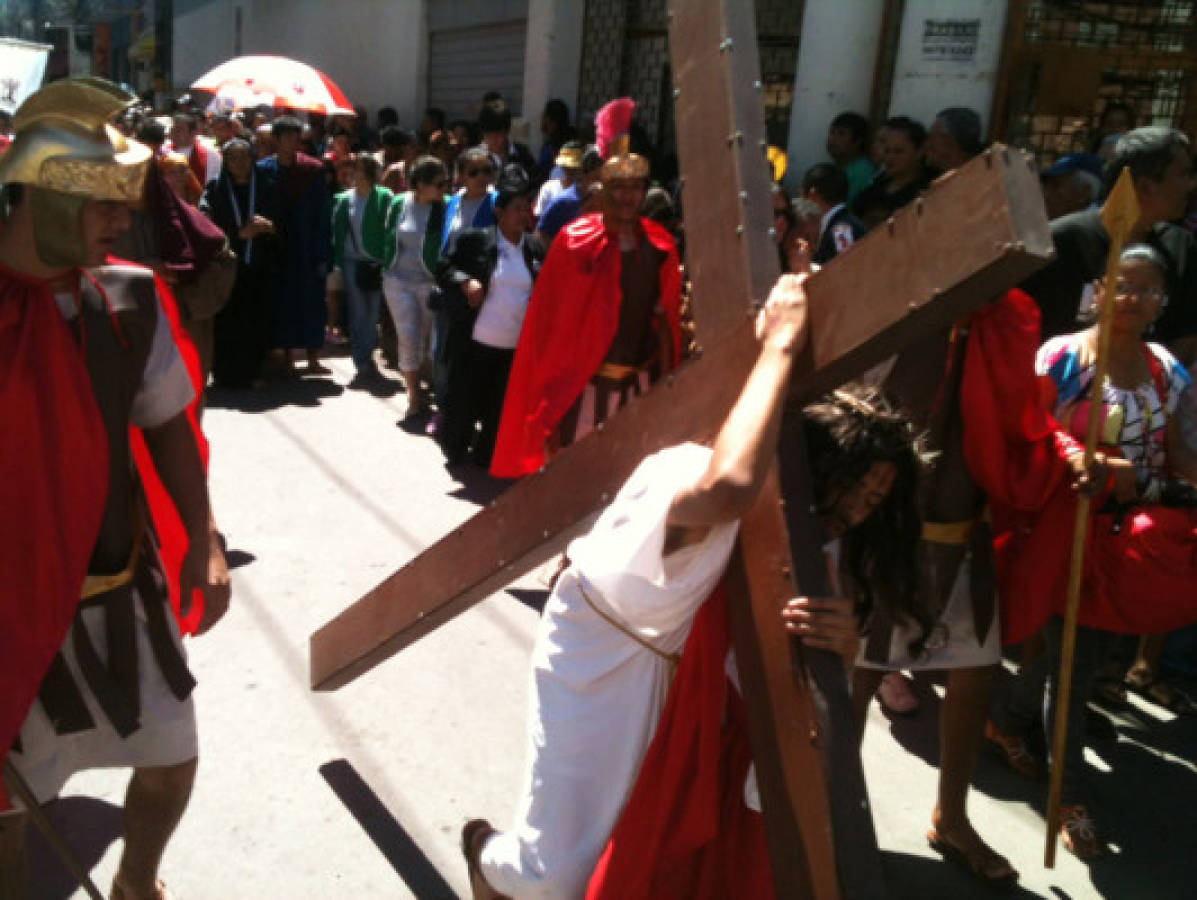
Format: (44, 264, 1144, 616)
(191, 55, 354, 116)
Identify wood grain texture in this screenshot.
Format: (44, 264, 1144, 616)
(309, 147, 1052, 695)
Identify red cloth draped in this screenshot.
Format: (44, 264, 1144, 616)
(126, 267, 210, 635)
(0, 262, 109, 810)
(961, 289, 1084, 646)
(490, 214, 682, 478)
(966, 290, 1196, 641)
(586, 585, 775, 900)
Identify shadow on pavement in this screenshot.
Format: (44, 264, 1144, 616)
(318, 759, 459, 900)
(446, 469, 511, 507)
(347, 373, 403, 398)
(28, 796, 122, 900)
(207, 376, 344, 412)
(872, 665, 1197, 898)
(883, 849, 1050, 899)
(224, 548, 256, 570)
(507, 588, 549, 615)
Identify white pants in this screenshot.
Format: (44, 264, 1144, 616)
(382, 276, 434, 372)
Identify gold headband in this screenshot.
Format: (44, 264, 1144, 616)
(600, 153, 650, 184)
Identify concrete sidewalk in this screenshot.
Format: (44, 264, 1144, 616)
(28, 354, 1195, 899)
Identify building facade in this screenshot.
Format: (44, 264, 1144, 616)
(149, 0, 1197, 172)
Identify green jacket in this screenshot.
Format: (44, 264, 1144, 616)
(382, 191, 449, 272)
(332, 185, 394, 270)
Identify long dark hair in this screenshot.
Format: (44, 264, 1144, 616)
(800, 387, 932, 655)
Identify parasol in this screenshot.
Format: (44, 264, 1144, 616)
(191, 55, 354, 116)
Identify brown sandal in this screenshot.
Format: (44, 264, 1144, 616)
(460, 819, 510, 900)
(111, 877, 176, 900)
(927, 826, 1019, 889)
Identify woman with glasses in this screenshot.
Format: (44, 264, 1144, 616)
(382, 155, 450, 415)
(444, 147, 497, 247)
(988, 244, 1197, 860)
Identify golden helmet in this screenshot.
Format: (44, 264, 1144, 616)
(0, 77, 151, 204)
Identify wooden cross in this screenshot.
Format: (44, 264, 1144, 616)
(309, 1, 1053, 895)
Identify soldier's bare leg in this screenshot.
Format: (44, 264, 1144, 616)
(111, 757, 197, 899)
(0, 812, 30, 900)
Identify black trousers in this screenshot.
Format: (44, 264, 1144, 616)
(440, 338, 516, 466)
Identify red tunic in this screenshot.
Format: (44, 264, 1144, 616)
(489, 214, 682, 478)
(586, 586, 775, 899)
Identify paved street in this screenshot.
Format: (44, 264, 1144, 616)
(29, 351, 1197, 900)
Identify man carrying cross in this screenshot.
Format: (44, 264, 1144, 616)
(461, 273, 927, 899)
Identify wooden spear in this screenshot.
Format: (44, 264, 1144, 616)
(3, 760, 104, 900)
(1044, 167, 1141, 867)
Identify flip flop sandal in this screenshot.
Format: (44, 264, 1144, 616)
(111, 879, 176, 900)
(926, 826, 1019, 889)
(1093, 676, 1128, 708)
(1137, 679, 1197, 715)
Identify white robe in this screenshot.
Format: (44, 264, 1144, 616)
(480, 443, 739, 899)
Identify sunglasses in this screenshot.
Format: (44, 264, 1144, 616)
(466, 167, 494, 178)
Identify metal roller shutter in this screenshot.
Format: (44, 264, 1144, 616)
(427, 20, 527, 121)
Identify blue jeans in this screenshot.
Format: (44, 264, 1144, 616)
(344, 261, 382, 373)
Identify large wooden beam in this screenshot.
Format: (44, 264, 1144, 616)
(310, 146, 1051, 691)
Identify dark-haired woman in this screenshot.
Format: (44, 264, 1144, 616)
(437, 168, 545, 466)
(382, 155, 449, 415)
(852, 117, 931, 230)
(201, 139, 281, 388)
(332, 154, 393, 378)
(989, 244, 1197, 860)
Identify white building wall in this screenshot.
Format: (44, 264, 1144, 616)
(521, 0, 584, 135)
(174, 0, 427, 127)
(784, 0, 887, 187)
(886, 0, 1009, 135)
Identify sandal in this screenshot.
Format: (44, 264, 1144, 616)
(984, 719, 1044, 779)
(461, 819, 510, 900)
(1093, 676, 1128, 709)
(1129, 677, 1197, 715)
(927, 825, 1019, 888)
(1060, 804, 1104, 861)
(111, 877, 176, 900)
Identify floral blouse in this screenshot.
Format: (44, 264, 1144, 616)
(1037, 334, 1192, 502)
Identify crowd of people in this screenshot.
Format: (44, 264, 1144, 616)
(2, 73, 1196, 900)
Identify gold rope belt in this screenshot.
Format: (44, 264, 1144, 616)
(577, 580, 681, 673)
(80, 500, 145, 600)
(594, 354, 657, 382)
(921, 520, 975, 545)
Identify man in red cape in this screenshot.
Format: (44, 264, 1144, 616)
(490, 101, 681, 478)
(462, 274, 926, 899)
(0, 78, 228, 900)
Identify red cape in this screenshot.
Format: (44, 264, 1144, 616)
(961, 289, 1087, 646)
(489, 214, 682, 478)
(0, 263, 108, 810)
(127, 267, 210, 635)
(586, 585, 774, 899)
